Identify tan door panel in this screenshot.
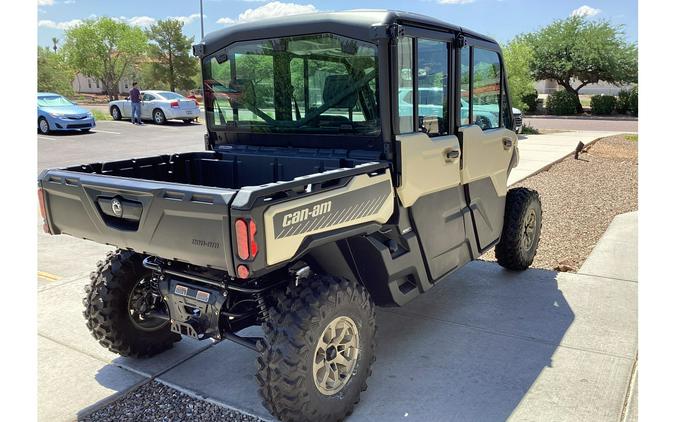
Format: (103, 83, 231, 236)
(396, 132, 462, 208)
(458, 125, 517, 197)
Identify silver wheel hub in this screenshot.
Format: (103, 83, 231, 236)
(40, 120, 48, 132)
(522, 208, 537, 250)
(154, 112, 162, 123)
(313, 316, 359, 396)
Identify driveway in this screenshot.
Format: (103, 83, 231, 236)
(524, 116, 638, 133)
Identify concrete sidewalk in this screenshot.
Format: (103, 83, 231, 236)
(509, 131, 623, 185)
(37, 215, 638, 422)
(37, 131, 635, 421)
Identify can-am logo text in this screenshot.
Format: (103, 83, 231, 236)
(282, 201, 332, 227)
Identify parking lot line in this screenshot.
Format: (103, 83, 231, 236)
(38, 271, 62, 281)
(38, 135, 61, 141)
(92, 128, 121, 135)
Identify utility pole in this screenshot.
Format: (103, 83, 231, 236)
(200, 0, 205, 40)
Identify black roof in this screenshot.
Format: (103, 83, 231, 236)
(200, 9, 498, 56)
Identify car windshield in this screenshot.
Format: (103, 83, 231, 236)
(158, 92, 184, 100)
(203, 33, 380, 136)
(38, 95, 73, 107)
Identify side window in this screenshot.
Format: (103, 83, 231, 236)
(417, 39, 448, 136)
(143, 93, 155, 102)
(397, 37, 414, 133)
(472, 48, 501, 130)
(459, 47, 470, 126)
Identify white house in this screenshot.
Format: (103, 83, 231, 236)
(72, 73, 135, 95)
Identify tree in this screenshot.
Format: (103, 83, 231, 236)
(62, 17, 148, 100)
(38, 47, 75, 95)
(502, 36, 535, 111)
(146, 19, 199, 92)
(51, 37, 59, 52)
(525, 16, 637, 113)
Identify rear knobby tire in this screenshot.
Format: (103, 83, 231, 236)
(495, 187, 542, 271)
(256, 275, 376, 422)
(83, 250, 180, 357)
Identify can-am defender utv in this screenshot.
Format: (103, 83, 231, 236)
(38, 10, 542, 422)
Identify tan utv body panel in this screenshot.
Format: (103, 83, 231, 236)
(263, 170, 394, 265)
(458, 125, 518, 197)
(395, 132, 462, 208)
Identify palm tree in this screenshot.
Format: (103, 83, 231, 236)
(52, 37, 59, 53)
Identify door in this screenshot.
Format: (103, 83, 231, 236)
(458, 44, 518, 250)
(141, 93, 156, 119)
(121, 97, 132, 117)
(395, 35, 471, 281)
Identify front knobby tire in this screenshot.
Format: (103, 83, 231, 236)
(495, 188, 543, 271)
(256, 275, 376, 422)
(83, 250, 180, 357)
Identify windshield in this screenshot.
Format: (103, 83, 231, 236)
(203, 33, 380, 136)
(38, 95, 73, 107)
(158, 92, 184, 100)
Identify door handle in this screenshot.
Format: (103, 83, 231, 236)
(502, 138, 513, 149)
(444, 148, 460, 162)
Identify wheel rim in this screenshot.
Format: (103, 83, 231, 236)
(112, 108, 119, 119)
(154, 111, 163, 123)
(127, 277, 168, 332)
(39, 119, 49, 133)
(312, 316, 360, 396)
(522, 208, 537, 250)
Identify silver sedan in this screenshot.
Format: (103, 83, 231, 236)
(108, 90, 200, 124)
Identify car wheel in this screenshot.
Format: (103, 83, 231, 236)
(111, 106, 122, 121)
(83, 250, 180, 357)
(257, 275, 376, 421)
(153, 109, 166, 125)
(38, 117, 50, 135)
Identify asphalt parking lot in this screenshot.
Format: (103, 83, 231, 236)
(38, 118, 205, 173)
(524, 116, 638, 133)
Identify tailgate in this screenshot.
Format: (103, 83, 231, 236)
(39, 170, 237, 273)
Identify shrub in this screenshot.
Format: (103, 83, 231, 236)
(521, 90, 539, 113)
(616, 90, 631, 114)
(546, 90, 578, 115)
(629, 86, 638, 116)
(590, 95, 616, 115)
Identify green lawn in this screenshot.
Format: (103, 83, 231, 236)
(90, 109, 112, 121)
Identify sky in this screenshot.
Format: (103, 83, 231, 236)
(37, 0, 638, 48)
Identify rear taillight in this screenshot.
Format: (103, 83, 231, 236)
(170, 100, 179, 108)
(235, 218, 259, 261)
(38, 188, 51, 234)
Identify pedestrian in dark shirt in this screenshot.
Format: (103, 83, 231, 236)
(129, 82, 143, 125)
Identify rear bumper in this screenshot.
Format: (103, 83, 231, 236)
(165, 108, 200, 120)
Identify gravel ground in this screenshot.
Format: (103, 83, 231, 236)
(483, 133, 638, 272)
(81, 380, 265, 422)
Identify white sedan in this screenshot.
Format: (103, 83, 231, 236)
(108, 90, 200, 124)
